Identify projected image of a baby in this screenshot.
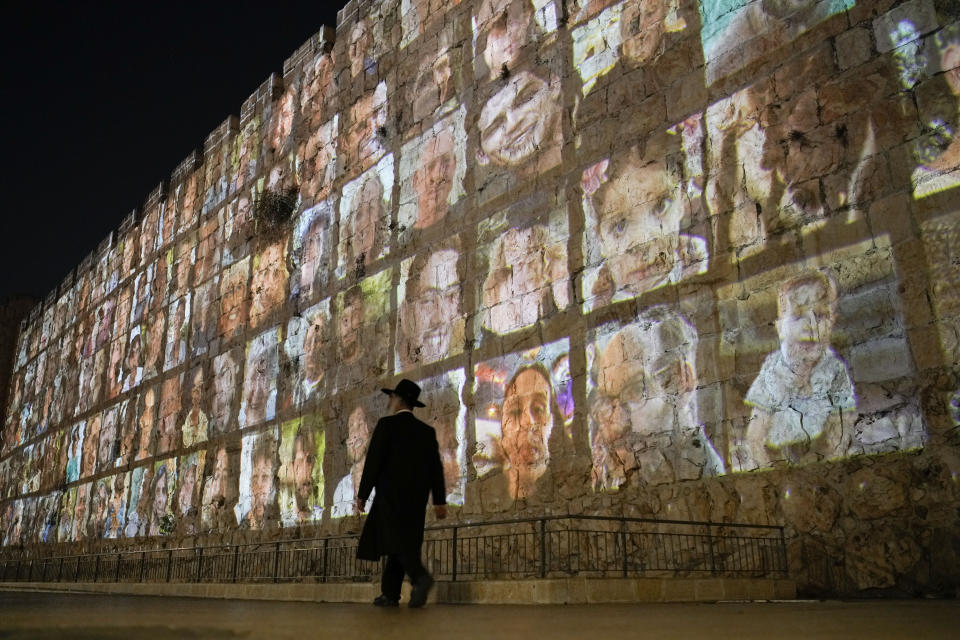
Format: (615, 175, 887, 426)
(737, 271, 855, 469)
(588, 306, 724, 491)
(582, 141, 707, 311)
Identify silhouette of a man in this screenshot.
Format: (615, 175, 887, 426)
(356, 379, 447, 608)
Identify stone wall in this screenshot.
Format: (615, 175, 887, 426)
(1, 0, 959, 597)
(0, 297, 39, 434)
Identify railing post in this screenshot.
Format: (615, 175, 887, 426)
(232, 545, 240, 583)
(451, 527, 458, 582)
(707, 523, 717, 575)
(92, 554, 99, 583)
(539, 519, 547, 578)
(620, 520, 628, 578)
(196, 547, 204, 583)
(57, 556, 64, 582)
(273, 542, 281, 583)
(166, 549, 173, 583)
(778, 526, 788, 576)
(115, 553, 122, 582)
(139, 551, 146, 583)
(26, 558, 33, 582)
(321, 538, 329, 583)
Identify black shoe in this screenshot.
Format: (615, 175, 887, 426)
(373, 594, 399, 607)
(408, 575, 434, 608)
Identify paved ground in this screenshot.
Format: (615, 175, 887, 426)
(0, 590, 957, 639)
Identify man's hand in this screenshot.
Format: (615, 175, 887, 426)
(434, 505, 447, 520)
(355, 497, 366, 514)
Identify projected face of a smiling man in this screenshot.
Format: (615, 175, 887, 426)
(478, 70, 561, 167)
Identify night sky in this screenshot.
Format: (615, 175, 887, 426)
(0, 1, 349, 302)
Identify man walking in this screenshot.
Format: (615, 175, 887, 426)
(356, 379, 447, 608)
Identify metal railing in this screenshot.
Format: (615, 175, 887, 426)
(0, 515, 787, 584)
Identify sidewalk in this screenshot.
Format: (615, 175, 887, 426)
(0, 589, 957, 639)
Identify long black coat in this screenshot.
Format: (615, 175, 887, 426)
(356, 411, 446, 560)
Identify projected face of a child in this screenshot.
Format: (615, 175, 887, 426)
(152, 471, 168, 523)
(300, 221, 326, 296)
(412, 129, 456, 229)
(595, 159, 686, 297)
(412, 249, 460, 364)
(478, 70, 560, 166)
(776, 280, 834, 368)
(501, 368, 552, 468)
(179, 463, 197, 513)
(213, 354, 238, 424)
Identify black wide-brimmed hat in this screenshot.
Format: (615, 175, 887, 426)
(381, 378, 426, 408)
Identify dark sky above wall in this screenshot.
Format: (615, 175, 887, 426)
(0, 0, 349, 301)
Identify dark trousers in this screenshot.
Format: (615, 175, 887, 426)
(381, 545, 429, 601)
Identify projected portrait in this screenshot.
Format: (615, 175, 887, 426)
(81, 414, 101, 479)
(476, 68, 562, 173)
(121, 327, 143, 393)
(98, 407, 119, 472)
(910, 24, 960, 198)
(190, 275, 219, 356)
(268, 84, 296, 156)
(38, 492, 61, 544)
(175, 451, 205, 535)
(331, 400, 375, 518)
(159, 197, 177, 248)
(142, 307, 167, 380)
(106, 338, 124, 401)
(278, 414, 325, 526)
(740, 271, 855, 468)
(91, 297, 115, 354)
(396, 240, 465, 372)
(334, 269, 392, 393)
(194, 215, 222, 285)
(239, 327, 280, 428)
(163, 293, 191, 371)
(419, 369, 467, 506)
(299, 115, 339, 205)
(218, 256, 250, 341)
(290, 200, 334, 306)
(336, 155, 393, 278)
(117, 398, 138, 465)
(72, 482, 90, 542)
(300, 52, 335, 131)
(57, 489, 75, 543)
(104, 473, 128, 539)
(249, 241, 289, 329)
(409, 28, 461, 123)
(157, 375, 182, 456)
(136, 386, 158, 461)
(124, 465, 150, 537)
(348, 15, 375, 80)
(582, 140, 707, 311)
(181, 364, 209, 447)
(473, 339, 572, 502)
(587, 306, 724, 491)
(211, 348, 242, 435)
(699, 0, 854, 85)
(65, 422, 83, 484)
(200, 445, 236, 532)
(343, 80, 388, 173)
(472, 0, 558, 81)
(236, 428, 277, 530)
(149, 458, 176, 536)
(171, 235, 195, 300)
(398, 108, 467, 237)
(139, 207, 159, 266)
(89, 478, 110, 539)
(148, 251, 171, 313)
(281, 299, 331, 411)
(477, 199, 569, 338)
